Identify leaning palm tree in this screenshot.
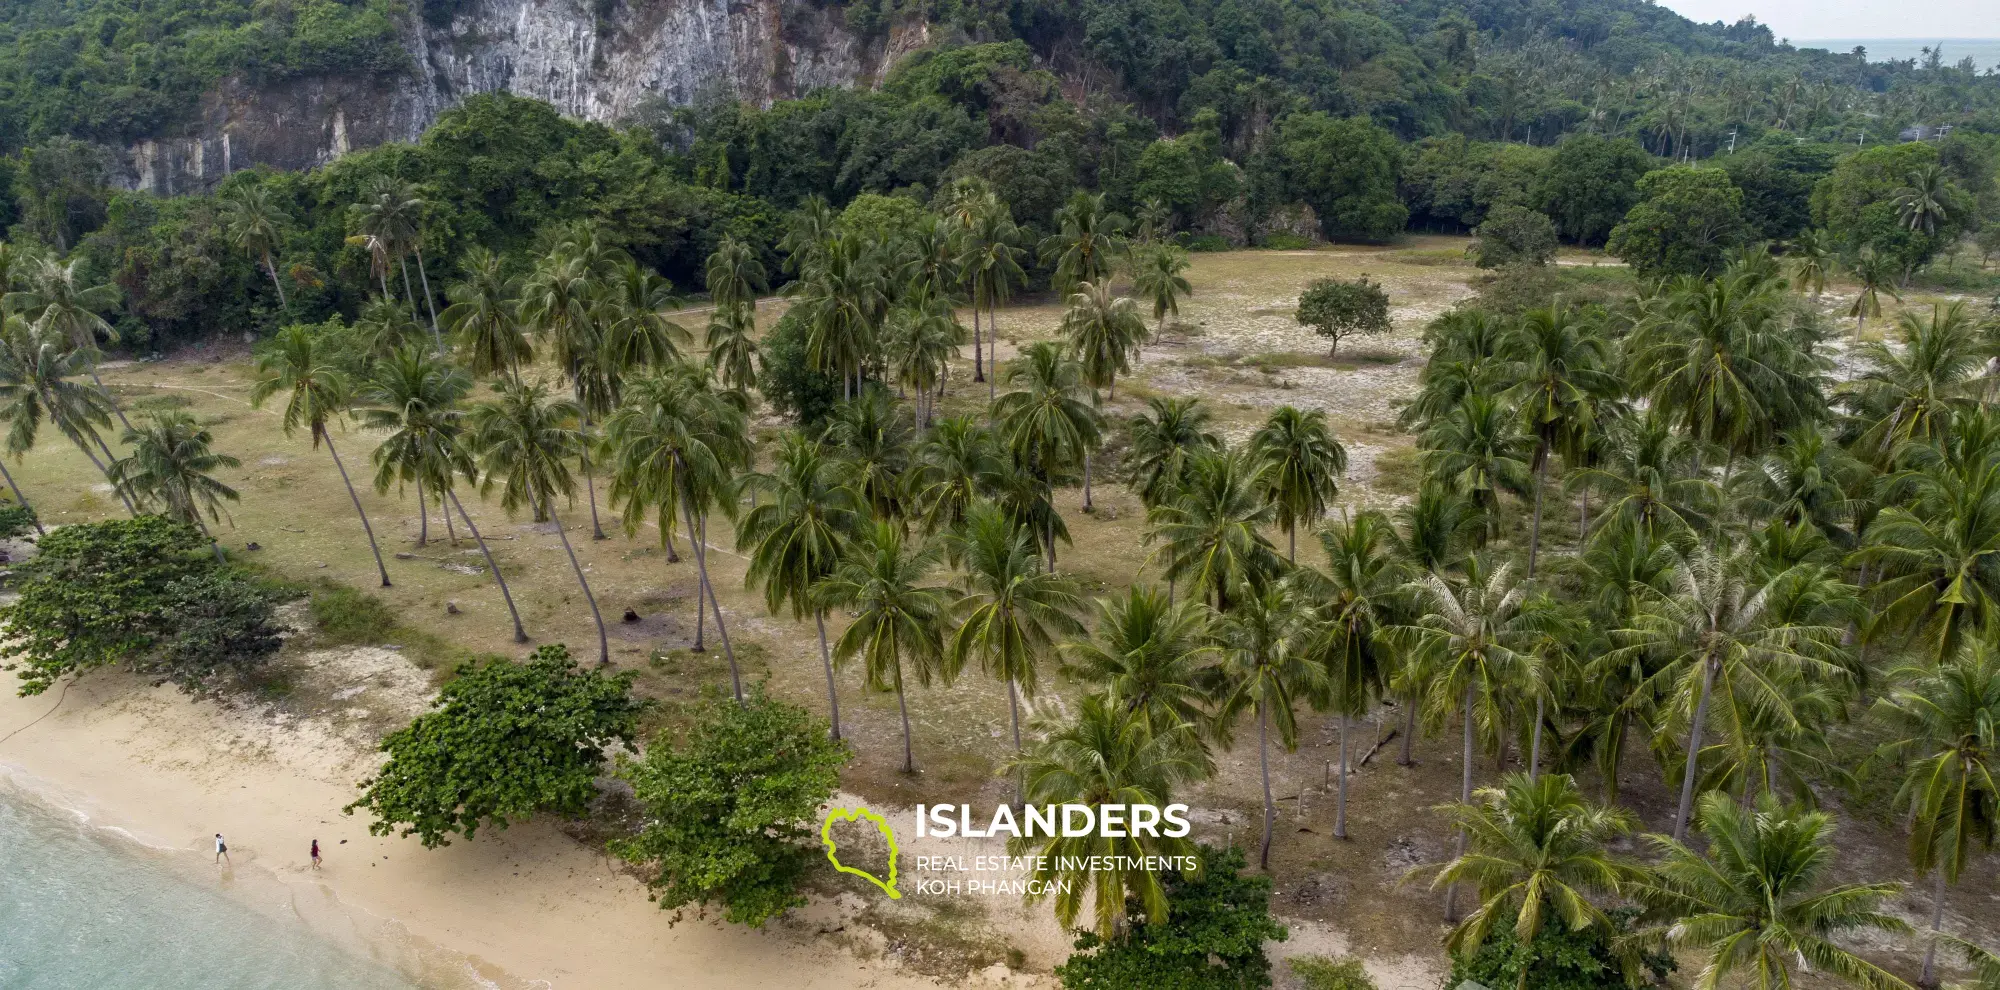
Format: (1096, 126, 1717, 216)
(0, 319, 121, 527)
(1065, 585, 1221, 753)
(109, 411, 241, 557)
(221, 185, 292, 310)
(737, 432, 862, 739)
(1146, 448, 1282, 611)
(815, 521, 952, 773)
(1132, 243, 1192, 343)
(1249, 406, 1347, 561)
(6, 256, 129, 429)
(249, 327, 393, 587)
(354, 175, 439, 346)
(466, 379, 609, 665)
(1629, 792, 1913, 990)
(946, 502, 1087, 801)
(1871, 642, 2000, 987)
(995, 342, 1099, 546)
(440, 247, 530, 382)
(1425, 772, 1633, 979)
(1004, 695, 1202, 937)
(1216, 579, 1327, 870)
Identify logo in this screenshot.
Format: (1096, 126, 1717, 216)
(821, 807, 901, 899)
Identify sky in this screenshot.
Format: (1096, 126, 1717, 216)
(1651, 0, 1997, 43)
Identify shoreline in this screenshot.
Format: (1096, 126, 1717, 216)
(0, 673, 954, 990)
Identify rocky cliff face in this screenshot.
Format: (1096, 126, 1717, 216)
(117, 0, 884, 195)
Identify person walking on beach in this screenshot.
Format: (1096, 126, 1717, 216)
(310, 839, 321, 871)
(214, 833, 230, 865)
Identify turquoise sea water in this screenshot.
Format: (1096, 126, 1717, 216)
(1795, 38, 2000, 71)
(0, 788, 421, 990)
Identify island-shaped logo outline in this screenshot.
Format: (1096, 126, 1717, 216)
(821, 807, 901, 899)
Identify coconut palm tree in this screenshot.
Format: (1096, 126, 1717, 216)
(947, 501, 1087, 800)
(250, 326, 393, 587)
(1302, 511, 1397, 838)
(1568, 411, 1717, 545)
(816, 521, 952, 773)
(1895, 165, 1955, 238)
(109, 411, 241, 557)
(1629, 792, 1913, 990)
(995, 342, 1099, 548)
(829, 388, 913, 523)
(1216, 579, 1327, 870)
(1065, 585, 1221, 752)
(1146, 448, 1282, 611)
(1738, 428, 1869, 548)
(888, 284, 965, 434)
(1422, 393, 1534, 540)
(1788, 229, 1833, 299)
(467, 379, 609, 665)
(1040, 191, 1123, 295)
(908, 414, 1004, 540)
(738, 432, 863, 739)
(1501, 300, 1616, 576)
(1249, 406, 1347, 562)
(1848, 246, 1902, 341)
(959, 197, 1026, 393)
(221, 185, 291, 310)
(1843, 302, 1985, 467)
(1871, 642, 2000, 986)
(705, 234, 766, 313)
(1062, 280, 1146, 404)
(1003, 695, 1201, 937)
(1425, 772, 1633, 977)
(5, 256, 129, 429)
(704, 303, 760, 394)
(0, 320, 120, 527)
(360, 346, 472, 547)
(440, 247, 530, 382)
(1856, 452, 2000, 667)
(794, 233, 888, 399)
(354, 176, 439, 346)
(1132, 244, 1192, 343)
(1126, 396, 1222, 512)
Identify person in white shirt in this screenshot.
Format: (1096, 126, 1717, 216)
(214, 833, 230, 865)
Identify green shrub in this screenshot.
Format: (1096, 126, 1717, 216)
(1291, 955, 1377, 990)
(0, 502, 36, 539)
(309, 582, 400, 645)
(1260, 233, 1313, 250)
(1186, 234, 1234, 252)
(1056, 845, 1287, 989)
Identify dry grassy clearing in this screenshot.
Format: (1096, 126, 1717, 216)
(11, 239, 1998, 987)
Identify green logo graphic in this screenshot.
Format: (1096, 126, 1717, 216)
(822, 807, 901, 899)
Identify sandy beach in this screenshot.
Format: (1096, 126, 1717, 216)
(0, 671, 969, 990)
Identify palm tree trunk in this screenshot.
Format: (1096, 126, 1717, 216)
(1921, 866, 1948, 988)
(81, 438, 137, 516)
(681, 489, 742, 703)
(1258, 701, 1275, 871)
(324, 434, 391, 588)
(1674, 657, 1718, 843)
(441, 492, 458, 545)
(896, 671, 916, 773)
(1529, 695, 1545, 781)
(534, 484, 609, 665)
(415, 475, 429, 547)
(415, 249, 442, 351)
(1009, 678, 1025, 807)
(264, 257, 290, 310)
(815, 610, 840, 740)
(1288, 524, 1297, 564)
(1083, 449, 1093, 512)
(1335, 712, 1351, 840)
(1399, 697, 1417, 766)
(1446, 682, 1474, 922)
(692, 516, 708, 652)
(988, 303, 999, 405)
(0, 458, 44, 535)
(972, 297, 984, 383)
(398, 258, 420, 323)
(1527, 450, 1548, 578)
(448, 489, 526, 643)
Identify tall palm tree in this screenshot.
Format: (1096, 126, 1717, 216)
(830, 388, 913, 523)
(1216, 580, 1327, 870)
(221, 185, 291, 310)
(1872, 643, 2000, 986)
(888, 285, 965, 435)
(354, 176, 439, 347)
(1568, 411, 1716, 545)
(946, 502, 1087, 801)
(1303, 511, 1397, 838)
(467, 379, 610, 665)
(1003, 695, 1201, 937)
(109, 411, 241, 558)
(1612, 545, 1849, 842)
(959, 197, 1026, 393)
(1249, 406, 1347, 562)
(1422, 393, 1533, 540)
(1857, 453, 2000, 667)
(1843, 302, 1985, 467)
(1127, 396, 1223, 513)
(1629, 793, 1913, 990)
(738, 432, 862, 739)
(250, 327, 393, 587)
(794, 233, 887, 399)
(360, 346, 472, 547)
(995, 342, 1099, 549)
(1426, 772, 1633, 978)
(1062, 280, 1146, 404)
(1501, 301, 1615, 576)
(440, 247, 530, 382)
(705, 235, 768, 393)
(1065, 585, 1221, 752)
(1788, 229, 1833, 299)
(1146, 448, 1282, 611)
(705, 235, 767, 313)
(5, 257, 130, 430)
(816, 521, 952, 773)
(1895, 165, 1955, 238)
(908, 414, 1003, 540)
(1040, 191, 1123, 296)
(0, 320, 119, 527)
(1848, 246, 1902, 341)
(1132, 244, 1192, 343)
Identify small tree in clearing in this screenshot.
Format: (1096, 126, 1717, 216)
(1296, 277, 1391, 357)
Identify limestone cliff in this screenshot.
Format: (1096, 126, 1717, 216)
(118, 0, 886, 195)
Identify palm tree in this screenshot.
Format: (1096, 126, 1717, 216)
(1501, 300, 1615, 576)
(0, 320, 120, 526)
(1788, 229, 1833, 299)
(1132, 244, 1192, 343)
(1062, 281, 1146, 403)
(947, 502, 1087, 801)
(1568, 411, 1717, 545)
(250, 327, 393, 587)
(888, 285, 965, 434)
(1065, 585, 1221, 752)
(467, 379, 610, 665)
(360, 346, 471, 547)
(1426, 772, 1633, 977)
(1249, 406, 1347, 561)
(1895, 165, 1955, 238)
(705, 235, 767, 313)
(6, 257, 130, 429)
(221, 185, 291, 310)
(794, 233, 887, 399)
(705, 236, 767, 393)
(738, 432, 863, 739)
(1856, 454, 2000, 667)
(1739, 428, 1869, 548)
(1848, 246, 1902, 341)
(354, 176, 439, 347)
(1422, 393, 1533, 540)
(816, 521, 952, 773)
(995, 342, 1099, 549)
(1612, 545, 1849, 842)
(1216, 580, 1327, 870)
(1872, 642, 2000, 986)
(1126, 396, 1222, 512)
(1303, 511, 1397, 838)
(959, 198, 1026, 393)
(1629, 793, 1913, 990)
(1843, 302, 1985, 466)
(109, 411, 241, 557)
(1003, 695, 1201, 937)
(1146, 448, 1282, 611)
(830, 388, 913, 523)
(1040, 191, 1123, 295)
(908, 414, 1003, 539)
(440, 247, 530, 382)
